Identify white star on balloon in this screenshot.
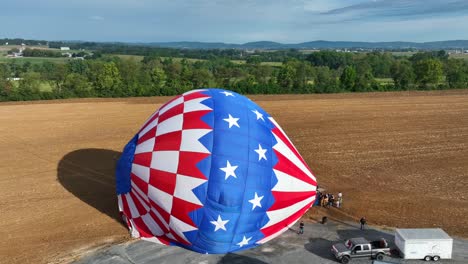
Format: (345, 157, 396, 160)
(210, 215, 229, 231)
(248, 192, 264, 210)
(252, 109, 264, 121)
(254, 144, 267, 161)
(236, 235, 252, 247)
(220, 160, 238, 180)
(221, 91, 234, 97)
(223, 114, 240, 128)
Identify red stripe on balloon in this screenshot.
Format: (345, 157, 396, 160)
(183, 91, 209, 101)
(261, 200, 313, 239)
(149, 169, 177, 196)
(130, 173, 149, 194)
(153, 131, 182, 151)
(159, 103, 184, 124)
(133, 217, 153, 238)
(149, 209, 170, 234)
(133, 152, 152, 167)
(138, 126, 157, 145)
(273, 149, 317, 186)
(130, 190, 149, 216)
(182, 110, 212, 130)
(171, 196, 201, 228)
(177, 151, 210, 179)
(272, 126, 311, 173)
(268, 191, 316, 211)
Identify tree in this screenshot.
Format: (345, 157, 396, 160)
(340, 66, 357, 91)
(410, 50, 448, 63)
(49, 63, 68, 93)
(150, 67, 167, 94)
(307, 51, 353, 69)
(95, 62, 122, 97)
(390, 60, 415, 90)
(246, 56, 262, 65)
(277, 64, 296, 93)
(0, 64, 13, 100)
(445, 59, 467, 88)
(118, 58, 141, 96)
(62, 73, 93, 97)
(17, 72, 42, 100)
(414, 59, 443, 88)
(287, 60, 314, 92)
(180, 59, 193, 83)
(314, 66, 340, 93)
(67, 59, 89, 75)
(252, 65, 273, 85)
(366, 52, 394, 78)
(191, 68, 213, 90)
(353, 60, 375, 92)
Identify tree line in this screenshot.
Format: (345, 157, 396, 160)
(1, 50, 467, 101)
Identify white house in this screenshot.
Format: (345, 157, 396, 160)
(60, 47, 70, 51)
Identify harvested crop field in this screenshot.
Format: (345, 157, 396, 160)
(1, 90, 467, 263)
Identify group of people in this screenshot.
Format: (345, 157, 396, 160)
(317, 191, 343, 208)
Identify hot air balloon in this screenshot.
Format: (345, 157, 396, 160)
(115, 88, 317, 253)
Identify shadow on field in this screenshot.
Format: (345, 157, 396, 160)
(218, 253, 268, 264)
(304, 237, 337, 262)
(57, 148, 124, 226)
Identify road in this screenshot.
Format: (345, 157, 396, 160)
(75, 220, 468, 264)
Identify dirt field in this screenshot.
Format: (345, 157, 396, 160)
(1, 90, 467, 263)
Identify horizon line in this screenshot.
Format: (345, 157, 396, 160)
(2, 37, 468, 45)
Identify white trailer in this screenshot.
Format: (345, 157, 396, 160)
(395, 228, 453, 261)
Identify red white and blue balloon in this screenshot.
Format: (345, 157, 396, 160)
(116, 88, 317, 254)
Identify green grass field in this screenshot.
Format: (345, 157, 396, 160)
(38, 81, 53, 92)
(0, 45, 86, 64)
(450, 53, 468, 60)
(231, 60, 282, 66)
(10, 80, 53, 92)
(375, 78, 394, 85)
(391, 51, 468, 60)
(112, 54, 205, 63)
(260, 61, 283, 66)
(113, 55, 283, 66)
(0, 56, 70, 64)
(391, 51, 417, 57)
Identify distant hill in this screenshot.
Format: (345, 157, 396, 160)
(148, 40, 468, 50)
(3, 37, 468, 50)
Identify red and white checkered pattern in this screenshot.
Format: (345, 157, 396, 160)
(118, 89, 213, 245)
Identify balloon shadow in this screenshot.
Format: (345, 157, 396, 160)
(57, 148, 124, 225)
(218, 253, 268, 264)
(304, 237, 337, 262)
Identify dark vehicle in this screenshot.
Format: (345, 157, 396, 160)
(331, 237, 391, 263)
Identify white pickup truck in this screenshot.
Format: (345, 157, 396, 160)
(331, 237, 391, 263)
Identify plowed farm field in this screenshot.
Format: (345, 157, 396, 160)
(1, 90, 467, 263)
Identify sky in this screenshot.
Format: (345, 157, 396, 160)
(1, 0, 468, 43)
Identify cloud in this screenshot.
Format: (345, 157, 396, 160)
(1, 0, 467, 43)
(89, 16, 104, 21)
(321, 0, 468, 19)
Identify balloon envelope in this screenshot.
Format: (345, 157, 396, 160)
(116, 89, 317, 253)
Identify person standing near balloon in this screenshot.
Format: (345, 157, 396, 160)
(360, 217, 367, 230)
(298, 221, 304, 235)
(322, 194, 329, 208)
(337, 192, 343, 208)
